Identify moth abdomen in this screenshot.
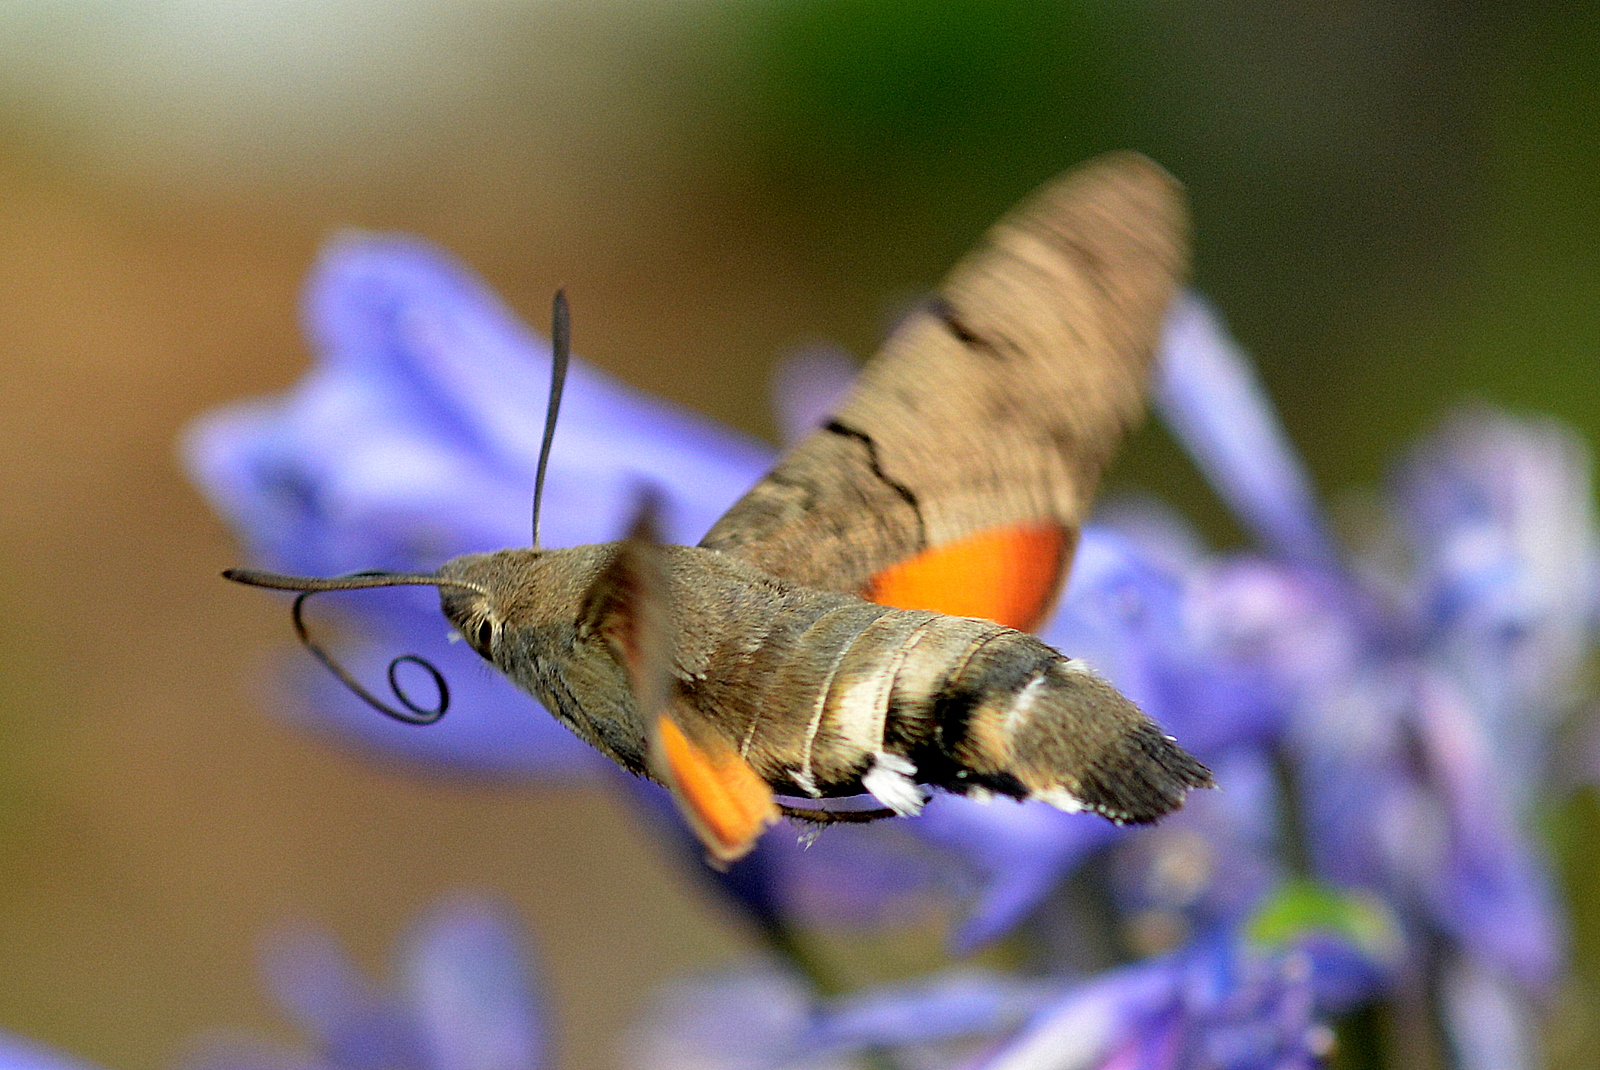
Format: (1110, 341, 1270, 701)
(717, 589, 1209, 825)
(911, 629, 1213, 822)
(726, 600, 928, 799)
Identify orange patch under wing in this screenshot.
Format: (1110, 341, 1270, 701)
(864, 521, 1070, 633)
(653, 713, 779, 867)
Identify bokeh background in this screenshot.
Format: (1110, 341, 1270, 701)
(0, 2, 1596, 1068)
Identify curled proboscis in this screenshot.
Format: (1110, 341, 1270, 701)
(291, 590, 450, 725)
(224, 568, 480, 726)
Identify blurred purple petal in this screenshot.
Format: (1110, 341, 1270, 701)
(1045, 526, 1194, 723)
(401, 896, 545, 1070)
(770, 344, 859, 448)
(187, 233, 773, 574)
(974, 962, 1171, 1070)
(808, 971, 1045, 1054)
(1046, 527, 1286, 754)
(241, 896, 544, 1070)
(624, 966, 826, 1070)
(627, 964, 1040, 1070)
(1192, 559, 1367, 705)
(259, 926, 375, 1049)
(1412, 671, 1564, 990)
(911, 793, 1124, 954)
(0, 1036, 105, 1070)
(1398, 408, 1598, 645)
(1395, 408, 1600, 807)
(1154, 295, 1337, 567)
(1288, 661, 1421, 888)
(1439, 954, 1541, 1070)
(259, 925, 426, 1070)
(979, 939, 1334, 1070)
(1287, 641, 1567, 993)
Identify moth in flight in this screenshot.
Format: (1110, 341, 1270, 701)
(228, 152, 1214, 865)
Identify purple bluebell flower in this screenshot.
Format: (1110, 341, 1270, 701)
(627, 937, 1354, 1070)
(190, 235, 771, 571)
(190, 894, 544, 1070)
(626, 935, 1367, 1070)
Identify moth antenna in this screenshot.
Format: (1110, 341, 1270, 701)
(531, 289, 571, 550)
(223, 568, 484, 726)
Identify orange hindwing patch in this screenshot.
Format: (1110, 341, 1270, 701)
(864, 521, 1071, 633)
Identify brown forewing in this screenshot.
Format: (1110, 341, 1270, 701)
(700, 152, 1189, 608)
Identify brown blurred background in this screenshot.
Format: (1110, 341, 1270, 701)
(0, 3, 1596, 1069)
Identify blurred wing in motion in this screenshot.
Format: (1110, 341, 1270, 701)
(702, 152, 1189, 631)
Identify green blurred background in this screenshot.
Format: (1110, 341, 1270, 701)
(0, 2, 1595, 1068)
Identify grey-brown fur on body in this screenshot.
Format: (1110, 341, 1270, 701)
(438, 543, 1212, 823)
(701, 152, 1189, 598)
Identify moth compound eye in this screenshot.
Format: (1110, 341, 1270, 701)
(473, 618, 495, 658)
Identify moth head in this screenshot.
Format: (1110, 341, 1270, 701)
(433, 547, 559, 664)
(434, 555, 502, 661)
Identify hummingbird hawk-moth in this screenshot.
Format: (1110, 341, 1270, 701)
(227, 152, 1214, 865)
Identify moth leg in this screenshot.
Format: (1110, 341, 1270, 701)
(777, 802, 897, 824)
